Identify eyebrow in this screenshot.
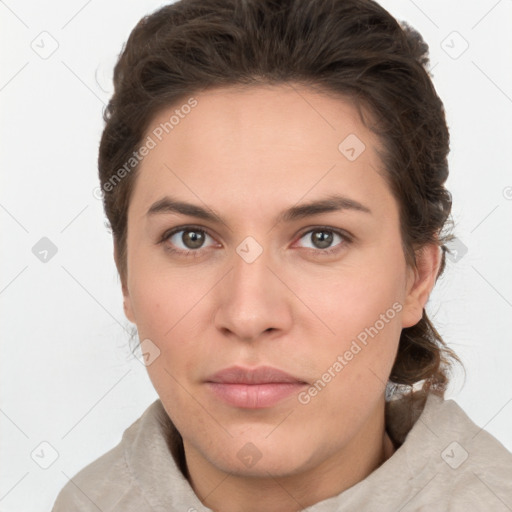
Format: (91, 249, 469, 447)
(147, 194, 372, 224)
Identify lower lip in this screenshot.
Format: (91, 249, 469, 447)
(206, 382, 306, 409)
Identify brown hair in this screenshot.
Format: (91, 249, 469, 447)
(98, 0, 462, 402)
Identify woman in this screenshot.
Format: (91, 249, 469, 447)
(52, 0, 512, 510)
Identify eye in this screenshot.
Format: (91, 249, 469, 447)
(160, 226, 218, 255)
(295, 227, 351, 255)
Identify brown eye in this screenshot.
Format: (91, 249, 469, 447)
(295, 227, 350, 255)
(310, 230, 334, 249)
(181, 229, 206, 249)
(162, 227, 217, 255)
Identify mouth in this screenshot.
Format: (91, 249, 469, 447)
(205, 366, 308, 409)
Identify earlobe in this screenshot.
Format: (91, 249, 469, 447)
(401, 244, 441, 328)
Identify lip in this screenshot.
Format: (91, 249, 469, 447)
(205, 366, 308, 409)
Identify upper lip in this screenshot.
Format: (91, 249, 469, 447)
(206, 366, 307, 385)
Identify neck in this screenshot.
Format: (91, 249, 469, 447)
(182, 400, 396, 512)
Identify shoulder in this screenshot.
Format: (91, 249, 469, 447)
(51, 443, 140, 511)
(52, 399, 209, 512)
(51, 401, 163, 512)
(398, 393, 512, 510)
(436, 396, 512, 507)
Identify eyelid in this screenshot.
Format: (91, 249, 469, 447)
(159, 225, 220, 251)
(294, 225, 353, 244)
(292, 226, 353, 255)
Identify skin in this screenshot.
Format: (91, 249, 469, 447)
(118, 84, 440, 512)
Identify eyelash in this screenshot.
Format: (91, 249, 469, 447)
(159, 225, 352, 258)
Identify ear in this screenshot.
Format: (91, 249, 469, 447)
(114, 242, 136, 324)
(401, 244, 441, 328)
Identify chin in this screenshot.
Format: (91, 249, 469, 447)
(215, 450, 311, 478)
(195, 428, 321, 478)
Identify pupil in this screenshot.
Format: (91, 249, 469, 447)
(313, 230, 332, 249)
(184, 230, 204, 249)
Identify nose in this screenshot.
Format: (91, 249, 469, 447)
(213, 243, 293, 342)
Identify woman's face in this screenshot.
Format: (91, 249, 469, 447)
(121, 84, 429, 479)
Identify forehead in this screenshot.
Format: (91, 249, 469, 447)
(148, 83, 379, 160)
(130, 84, 394, 221)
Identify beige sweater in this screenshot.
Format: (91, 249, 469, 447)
(52, 393, 512, 511)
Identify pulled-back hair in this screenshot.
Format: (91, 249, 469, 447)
(98, 0, 462, 405)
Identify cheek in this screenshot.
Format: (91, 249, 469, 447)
(127, 257, 206, 340)
(126, 260, 212, 381)
(308, 282, 402, 384)
(290, 249, 407, 393)
(296, 256, 406, 342)
(294, 272, 404, 428)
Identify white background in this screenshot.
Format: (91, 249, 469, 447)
(1, 1, 511, 510)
